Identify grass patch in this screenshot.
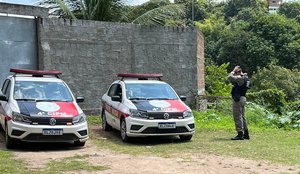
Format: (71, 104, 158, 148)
(0, 149, 107, 174)
(88, 113, 300, 165)
(87, 115, 101, 125)
(0, 150, 27, 173)
(32, 154, 108, 174)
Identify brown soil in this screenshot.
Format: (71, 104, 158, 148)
(1, 126, 299, 174)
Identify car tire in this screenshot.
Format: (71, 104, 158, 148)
(74, 140, 86, 147)
(5, 124, 15, 149)
(179, 135, 193, 141)
(102, 111, 112, 131)
(120, 118, 130, 142)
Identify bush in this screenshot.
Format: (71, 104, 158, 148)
(287, 100, 300, 111)
(205, 63, 232, 96)
(247, 88, 287, 114)
(251, 65, 300, 101)
(245, 102, 274, 128)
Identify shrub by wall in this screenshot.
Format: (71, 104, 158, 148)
(247, 88, 287, 114)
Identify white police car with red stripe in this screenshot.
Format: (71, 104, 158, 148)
(101, 74, 195, 142)
(0, 69, 88, 148)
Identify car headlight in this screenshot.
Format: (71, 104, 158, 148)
(73, 113, 86, 124)
(183, 109, 193, 118)
(12, 112, 31, 124)
(129, 109, 148, 119)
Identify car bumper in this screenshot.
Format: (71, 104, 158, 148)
(7, 120, 89, 142)
(125, 116, 195, 137)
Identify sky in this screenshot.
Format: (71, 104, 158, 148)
(0, 0, 158, 6)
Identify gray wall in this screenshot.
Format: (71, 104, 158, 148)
(0, 2, 48, 17)
(38, 18, 205, 114)
(0, 16, 37, 84)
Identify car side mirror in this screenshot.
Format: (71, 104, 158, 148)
(76, 96, 84, 103)
(179, 95, 187, 101)
(111, 95, 122, 102)
(0, 94, 8, 101)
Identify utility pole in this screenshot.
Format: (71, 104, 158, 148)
(192, 0, 195, 22)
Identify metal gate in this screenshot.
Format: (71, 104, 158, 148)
(0, 16, 37, 84)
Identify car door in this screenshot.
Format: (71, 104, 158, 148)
(106, 83, 124, 130)
(0, 79, 11, 129)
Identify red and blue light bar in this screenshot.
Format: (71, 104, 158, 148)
(118, 73, 163, 80)
(10, 68, 62, 77)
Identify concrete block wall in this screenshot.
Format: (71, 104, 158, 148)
(0, 2, 48, 17)
(37, 18, 204, 113)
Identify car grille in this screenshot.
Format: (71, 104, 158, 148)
(30, 117, 73, 125)
(141, 126, 189, 134)
(23, 133, 78, 141)
(147, 112, 183, 119)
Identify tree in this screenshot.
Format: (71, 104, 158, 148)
(278, 2, 300, 22)
(122, 0, 189, 26)
(248, 13, 300, 69)
(251, 65, 300, 101)
(277, 39, 300, 69)
(215, 27, 250, 73)
(205, 63, 232, 96)
(224, 0, 265, 22)
(38, 0, 187, 26)
(37, 0, 125, 21)
(245, 34, 275, 74)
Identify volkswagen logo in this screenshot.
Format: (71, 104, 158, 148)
(49, 118, 56, 126)
(163, 113, 170, 120)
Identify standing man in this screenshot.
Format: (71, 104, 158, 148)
(228, 66, 250, 140)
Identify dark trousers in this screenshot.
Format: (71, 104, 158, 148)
(232, 96, 248, 132)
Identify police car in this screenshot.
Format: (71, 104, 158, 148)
(0, 69, 88, 148)
(101, 74, 195, 142)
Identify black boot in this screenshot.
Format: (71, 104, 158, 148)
(231, 131, 244, 140)
(244, 130, 250, 140)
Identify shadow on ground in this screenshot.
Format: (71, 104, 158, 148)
(0, 131, 84, 152)
(90, 125, 192, 146)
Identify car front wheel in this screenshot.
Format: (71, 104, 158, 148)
(5, 124, 15, 149)
(74, 140, 86, 147)
(102, 111, 112, 131)
(120, 118, 130, 142)
(179, 135, 193, 141)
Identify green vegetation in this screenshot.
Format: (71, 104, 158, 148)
(32, 155, 108, 174)
(88, 114, 300, 165)
(0, 150, 27, 173)
(205, 63, 232, 97)
(0, 150, 107, 174)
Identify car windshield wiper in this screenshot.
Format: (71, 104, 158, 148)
(146, 97, 174, 100)
(129, 97, 147, 100)
(15, 98, 36, 101)
(35, 99, 68, 102)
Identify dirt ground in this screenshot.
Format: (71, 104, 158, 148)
(1, 127, 299, 174)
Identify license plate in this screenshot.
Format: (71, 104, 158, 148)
(42, 129, 63, 135)
(158, 122, 176, 129)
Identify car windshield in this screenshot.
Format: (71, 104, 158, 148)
(125, 83, 178, 100)
(13, 81, 73, 102)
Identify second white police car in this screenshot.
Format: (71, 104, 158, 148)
(101, 74, 195, 142)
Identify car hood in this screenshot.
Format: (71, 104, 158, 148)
(131, 100, 188, 112)
(17, 101, 79, 118)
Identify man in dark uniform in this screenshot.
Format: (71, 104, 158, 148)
(228, 66, 250, 140)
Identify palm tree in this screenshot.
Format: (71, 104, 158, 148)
(36, 0, 124, 21)
(123, 0, 186, 26)
(37, 0, 187, 26)
(122, 0, 185, 25)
